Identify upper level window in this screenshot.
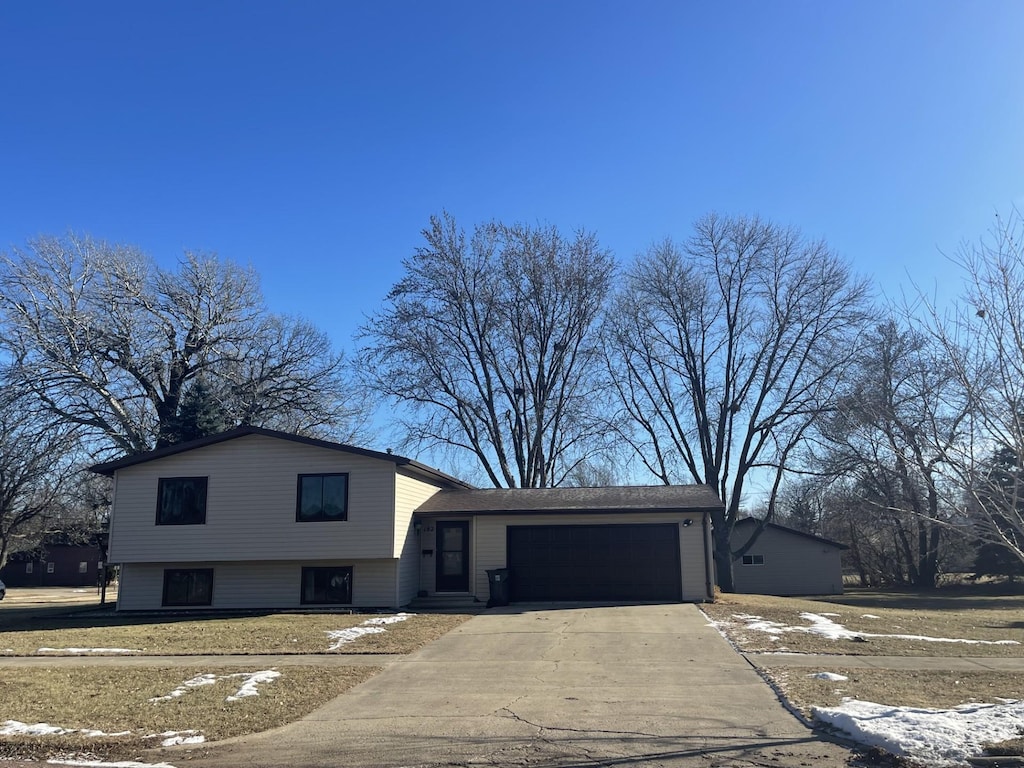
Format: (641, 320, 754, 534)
(297, 473, 348, 522)
(157, 477, 208, 525)
(741, 554, 765, 566)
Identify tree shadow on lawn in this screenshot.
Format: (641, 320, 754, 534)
(805, 585, 1024, 613)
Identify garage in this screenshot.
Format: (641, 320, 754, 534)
(507, 523, 682, 602)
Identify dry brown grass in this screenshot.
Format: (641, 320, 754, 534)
(704, 591, 1024, 657)
(0, 612, 471, 656)
(763, 667, 1024, 717)
(0, 665, 377, 761)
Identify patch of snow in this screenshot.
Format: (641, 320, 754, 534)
(148, 730, 205, 747)
(36, 647, 139, 655)
(861, 614, 881, 619)
(2, 720, 72, 736)
(149, 674, 218, 702)
(225, 670, 281, 701)
(326, 612, 412, 650)
(725, 612, 1020, 645)
(807, 672, 849, 681)
(819, 612, 841, 617)
(325, 625, 388, 649)
(2, 721, 131, 739)
(815, 698, 1024, 767)
(150, 671, 278, 703)
(363, 612, 413, 626)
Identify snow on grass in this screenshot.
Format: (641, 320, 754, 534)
(225, 670, 281, 701)
(325, 612, 412, 650)
(149, 670, 279, 703)
(726, 612, 1020, 645)
(807, 672, 848, 681)
(815, 697, 1024, 767)
(36, 648, 140, 655)
(148, 729, 204, 746)
(861, 614, 882, 619)
(2, 721, 131, 738)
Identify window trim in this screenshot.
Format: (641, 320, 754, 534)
(295, 473, 349, 522)
(741, 554, 765, 566)
(156, 477, 209, 526)
(300, 565, 353, 605)
(161, 568, 214, 607)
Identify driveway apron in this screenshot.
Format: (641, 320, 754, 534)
(184, 603, 854, 768)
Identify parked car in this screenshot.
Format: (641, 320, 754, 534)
(0, 578, 5, 600)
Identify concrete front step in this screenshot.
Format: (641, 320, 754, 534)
(407, 594, 486, 612)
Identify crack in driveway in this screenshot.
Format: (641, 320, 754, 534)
(497, 706, 667, 740)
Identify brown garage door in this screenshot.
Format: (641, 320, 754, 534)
(506, 523, 682, 602)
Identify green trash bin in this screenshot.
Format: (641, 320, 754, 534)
(486, 568, 511, 607)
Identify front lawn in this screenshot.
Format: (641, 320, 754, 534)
(0, 665, 377, 762)
(703, 591, 1024, 657)
(0, 610, 473, 762)
(0, 611, 471, 656)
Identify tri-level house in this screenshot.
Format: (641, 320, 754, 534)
(90, 427, 720, 610)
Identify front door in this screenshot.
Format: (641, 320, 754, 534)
(435, 521, 470, 592)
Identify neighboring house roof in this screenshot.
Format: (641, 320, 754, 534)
(732, 517, 849, 550)
(88, 426, 474, 490)
(415, 485, 723, 515)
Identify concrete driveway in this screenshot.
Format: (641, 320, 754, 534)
(184, 603, 856, 768)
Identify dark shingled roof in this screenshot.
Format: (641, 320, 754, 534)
(733, 517, 849, 550)
(88, 426, 473, 490)
(415, 485, 722, 515)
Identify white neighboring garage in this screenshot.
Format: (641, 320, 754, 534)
(413, 486, 721, 604)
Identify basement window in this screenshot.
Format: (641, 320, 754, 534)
(741, 554, 765, 566)
(162, 568, 214, 606)
(300, 566, 353, 604)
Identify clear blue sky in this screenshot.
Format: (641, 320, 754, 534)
(2, 1, 1022, 351)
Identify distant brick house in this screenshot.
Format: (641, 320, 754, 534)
(0, 540, 104, 588)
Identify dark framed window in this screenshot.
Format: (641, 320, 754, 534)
(157, 477, 208, 525)
(300, 566, 353, 604)
(162, 568, 214, 606)
(741, 554, 765, 566)
(297, 473, 348, 522)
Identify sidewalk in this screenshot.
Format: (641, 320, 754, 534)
(746, 652, 1024, 672)
(0, 653, 395, 667)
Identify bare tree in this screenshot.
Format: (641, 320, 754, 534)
(0, 377, 80, 570)
(604, 214, 871, 590)
(359, 213, 614, 488)
(922, 208, 1024, 564)
(0, 234, 366, 456)
(812, 320, 970, 587)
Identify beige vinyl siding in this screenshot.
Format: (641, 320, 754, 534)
(471, 513, 709, 602)
(116, 559, 400, 611)
(108, 434, 397, 564)
(732, 526, 844, 596)
(393, 471, 447, 605)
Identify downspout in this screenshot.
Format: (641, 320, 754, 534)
(702, 512, 715, 601)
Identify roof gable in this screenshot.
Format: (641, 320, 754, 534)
(88, 426, 473, 489)
(732, 518, 848, 550)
